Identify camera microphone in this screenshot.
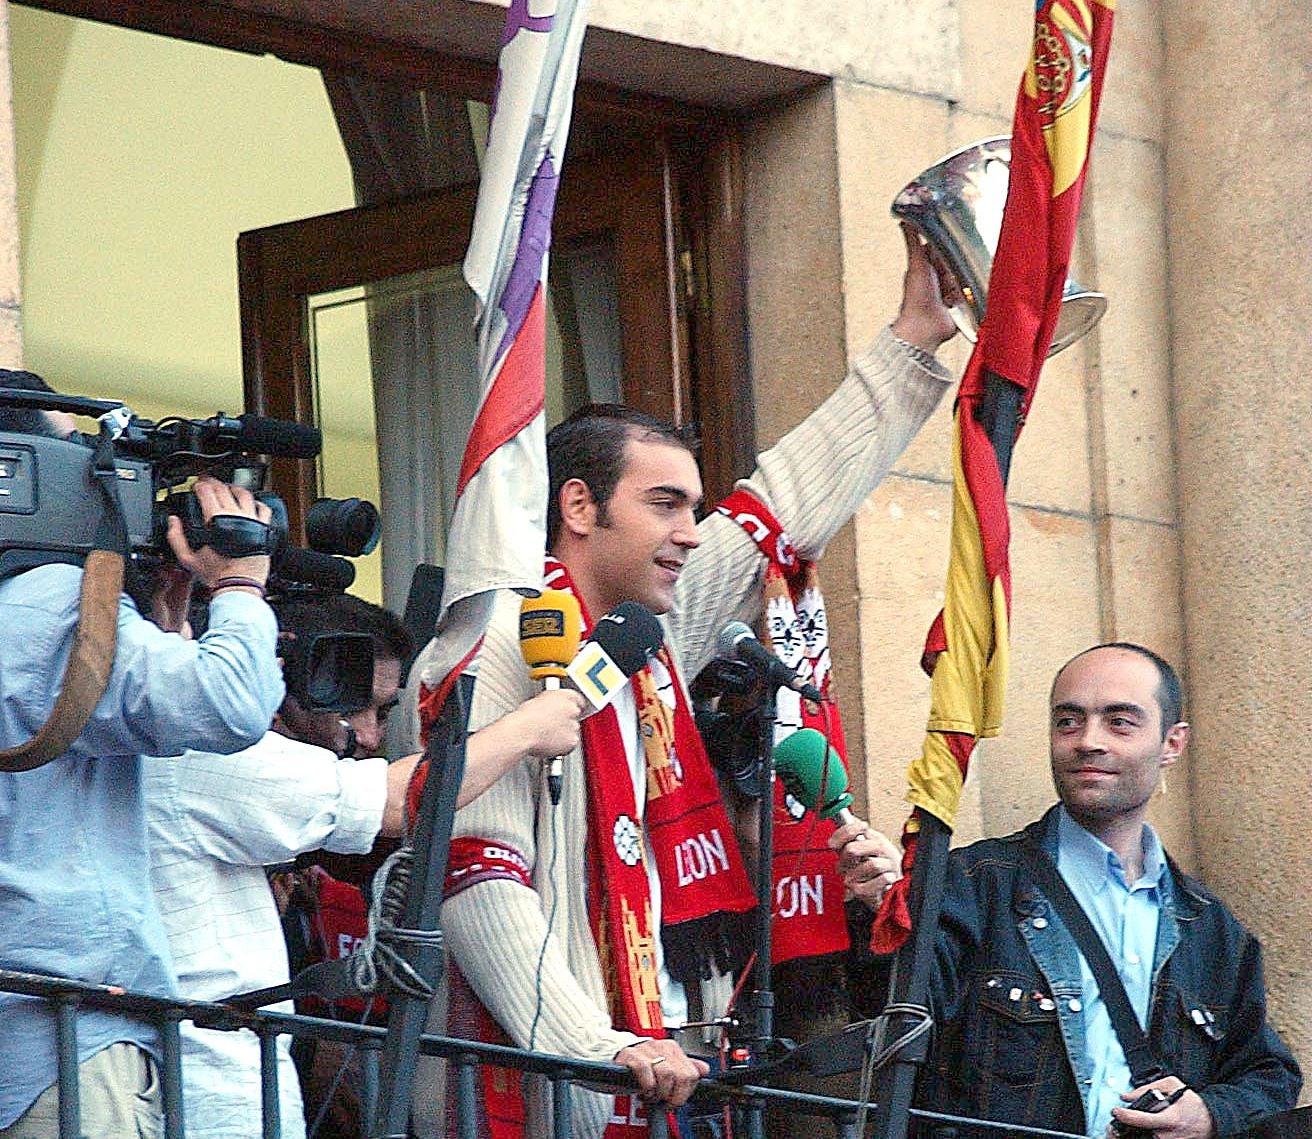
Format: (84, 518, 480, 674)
(716, 620, 823, 703)
(231, 413, 322, 460)
(274, 545, 356, 593)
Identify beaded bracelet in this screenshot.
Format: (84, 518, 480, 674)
(210, 576, 267, 599)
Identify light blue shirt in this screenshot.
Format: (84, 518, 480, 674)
(1056, 806, 1167, 1138)
(0, 563, 283, 1127)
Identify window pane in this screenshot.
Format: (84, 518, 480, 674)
(307, 237, 622, 609)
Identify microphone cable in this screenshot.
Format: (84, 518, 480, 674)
(528, 784, 563, 1052)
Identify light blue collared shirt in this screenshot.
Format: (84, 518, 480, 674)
(0, 563, 283, 1127)
(1056, 806, 1167, 1138)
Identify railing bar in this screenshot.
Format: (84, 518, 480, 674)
(551, 1076, 571, 1139)
(259, 1028, 281, 1139)
(360, 1042, 381, 1138)
(159, 1017, 185, 1139)
(743, 1099, 763, 1139)
(647, 1104, 668, 1139)
(54, 996, 80, 1139)
(2, 970, 1086, 1139)
(455, 1053, 479, 1139)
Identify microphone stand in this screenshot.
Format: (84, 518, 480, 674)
(744, 683, 778, 1139)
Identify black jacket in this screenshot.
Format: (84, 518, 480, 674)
(918, 807, 1302, 1137)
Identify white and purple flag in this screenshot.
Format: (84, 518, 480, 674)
(416, 0, 590, 717)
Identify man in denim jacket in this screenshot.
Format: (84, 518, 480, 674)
(834, 644, 1301, 1138)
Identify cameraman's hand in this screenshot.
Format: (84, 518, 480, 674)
(1107, 1078, 1214, 1139)
(167, 476, 273, 592)
(889, 223, 963, 354)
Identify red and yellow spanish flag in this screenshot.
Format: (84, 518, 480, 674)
(872, 0, 1115, 953)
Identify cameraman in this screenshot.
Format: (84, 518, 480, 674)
(143, 591, 585, 1139)
(0, 371, 284, 1137)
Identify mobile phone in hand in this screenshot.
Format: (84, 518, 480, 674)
(1110, 1087, 1184, 1138)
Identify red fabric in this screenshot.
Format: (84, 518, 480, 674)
(299, 868, 388, 1020)
(441, 840, 538, 1139)
(539, 556, 754, 1042)
(870, 731, 973, 955)
(444, 835, 534, 896)
(874, 0, 1116, 955)
(456, 283, 547, 496)
(716, 490, 851, 965)
(445, 961, 526, 1139)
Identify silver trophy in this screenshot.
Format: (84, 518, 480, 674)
(891, 136, 1106, 356)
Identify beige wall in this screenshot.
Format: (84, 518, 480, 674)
(1162, 0, 1312, 1066)
(586, 0, 959, 99)
(731, 0, 1308, 1084)
(0, 2, 20, 366)
(738, 0, 1192, 854)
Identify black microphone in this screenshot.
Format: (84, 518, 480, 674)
(716, 620, 823, 703)
(233, 413, 322, 459)
(565, 602, 665, 711)
(274, 545, 356, 593)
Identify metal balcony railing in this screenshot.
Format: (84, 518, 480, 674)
(0, 967, 1086, 1139)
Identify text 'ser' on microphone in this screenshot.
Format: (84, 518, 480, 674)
(772, 727, 857, 828)
(519, 591, 583, 804)
(716, 620, 824, 704)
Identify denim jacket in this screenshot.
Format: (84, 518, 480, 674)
(918, 807, 1301, 1138)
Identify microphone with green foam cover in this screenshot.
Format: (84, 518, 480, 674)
(772, 727, 857, 827)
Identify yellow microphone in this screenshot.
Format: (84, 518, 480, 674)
(519, 590, 583, 802)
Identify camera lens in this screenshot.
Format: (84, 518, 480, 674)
(305, 496, 380, 557)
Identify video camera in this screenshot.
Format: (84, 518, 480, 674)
(0, 384, 381, 714)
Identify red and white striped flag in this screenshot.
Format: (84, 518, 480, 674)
(417, 0, 590, 719)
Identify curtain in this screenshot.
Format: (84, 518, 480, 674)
(322, 75, 622, 615)
(323, 75, 481, 617)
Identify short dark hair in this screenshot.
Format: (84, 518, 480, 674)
(545, 403, 697, 547)
(0, 369, 62, 437)
(273, 593, 414, 666)
(1054, 641, 1184, 738)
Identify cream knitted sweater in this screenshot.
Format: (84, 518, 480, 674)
(419, 328, 951, 1138)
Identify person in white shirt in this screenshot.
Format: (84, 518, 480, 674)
(145, 592, 584, 1139)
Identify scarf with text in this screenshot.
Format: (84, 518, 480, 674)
(716, 491, 852, 966)
(542, 558, 756, 1033)
(441, 558, 755, 1138)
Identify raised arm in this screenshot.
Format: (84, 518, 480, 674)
(670, 233, 958, 677)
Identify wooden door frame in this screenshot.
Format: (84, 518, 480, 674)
(23, 0, 756, 526)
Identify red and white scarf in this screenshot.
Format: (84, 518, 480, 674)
(442, 557, 756, 1137)
(715, 490, 852, 967)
